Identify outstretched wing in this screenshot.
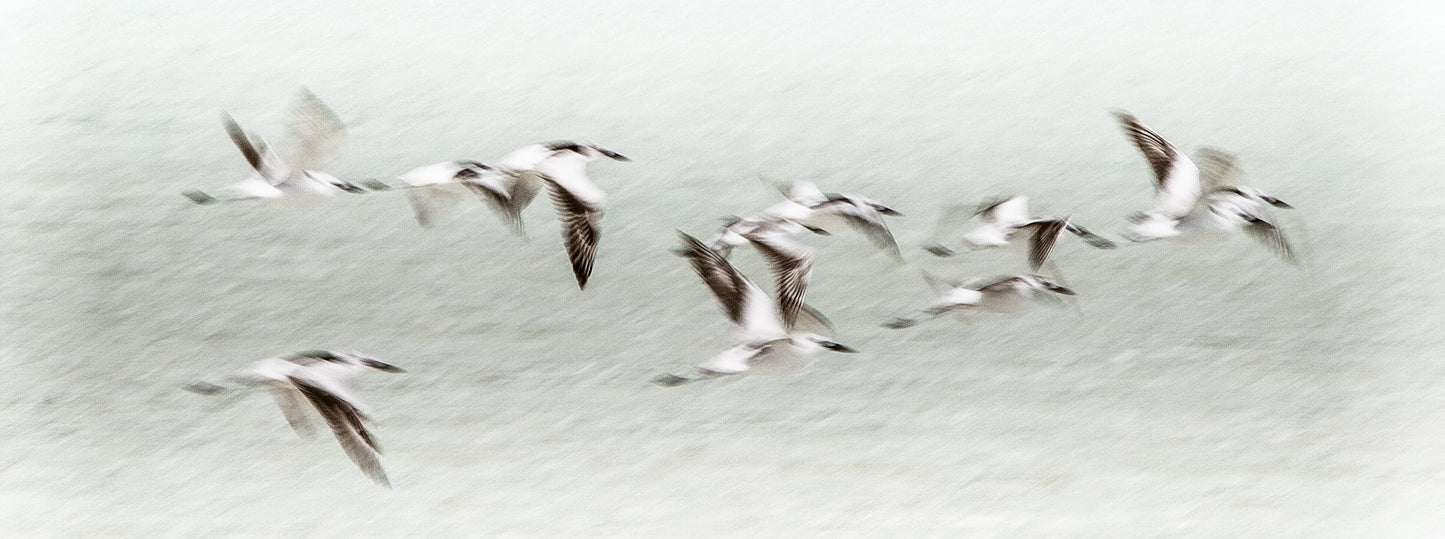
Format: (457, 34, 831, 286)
(1020, 219, 1066, 271)
(816, 198, 901, 257)
(290, 377, 390, 488)
(221, 112, 288, 185)
(743, 230, 814, 330)
(282, 89, 345, 174)
(676, 231, 751, 326)
(1114, 111, 1183, 190)
(1195, 147, 1242, 193)
(543, 178, 602, 289)
(1241, 216, 1298, 265)
(1113, 110, 1202, 218)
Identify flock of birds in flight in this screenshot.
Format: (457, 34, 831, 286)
(183, 89, 1298, 487)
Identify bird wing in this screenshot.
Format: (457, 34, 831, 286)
(543, 177, 602, 289)
(221, 113, 289, 186)
(267, 386, 319, 437)
(978, 195, 1030, 226)
(795, 303, 836, 337)
(290, 376, 390, 488)
(1195, 147, 1242, 193)
(743, 229, 815, 330)
(1020, 219, 1066, 271)
(676, 231, 751, 326)
(1113, 111, 1202, 219)
(1241, 214, 1298, 265)
(677, 231, 786, 344)
(817, 198, 901, 257)
(281, 89, 345, 174)
(500, 170, 544, 232)
(406, 184, 466, 228)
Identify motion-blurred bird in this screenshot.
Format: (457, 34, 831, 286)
(924, 195, 1115, 270)
(653, 231, 855, 386)
(389, 160, 514, 229)
(703, 214, 827, 259)
(529, 141, 630, 289)
(184, 89, 366, 205)
(761, 180, 903, 259)
(206, 349, 405, 487)
(1112, 111, 1296, 263)
(882, 274, 1075, 329)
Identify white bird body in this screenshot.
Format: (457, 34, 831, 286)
(1113, 112, 1296, 262)
(224, 350, 404, 487)
(188, 90, 362, 206)
(657, 232, 854, 385)
(883, 274, 1075, 329)
(929, 195, 1115, 269)
(397, 160, 510, 228)
(761, 180, 902, 257)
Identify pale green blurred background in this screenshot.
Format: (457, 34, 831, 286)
(3, 1, 1443, 535)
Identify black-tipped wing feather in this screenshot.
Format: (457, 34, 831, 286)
(222, 113, 265, 174)
(1021, 219, 1066, 271)
(676, 231, 749, 325)
(743, 232, 814, 330)
(1113, 111, 1182, 189)
(543, 179, 602, 289)
(290, 377, 389, 487)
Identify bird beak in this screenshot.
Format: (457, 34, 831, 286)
(597, 148, 631, 161)
(361, 358, 407, 373)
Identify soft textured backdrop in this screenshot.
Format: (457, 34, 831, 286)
(3, 1, 1442, 535)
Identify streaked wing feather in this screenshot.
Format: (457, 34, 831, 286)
(268, 387, 318, 437)
(1022, 219, 1066, 271)
(745, 232, 814, 330)
(544, 179, 601, 289)
(1114, 111, 1181, 189)
(1242, 218, 1298, 264)
(290, 377, 390, 488)
(676, 231, 749, 325)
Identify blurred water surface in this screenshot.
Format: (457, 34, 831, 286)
(3, 1, 1443, 535)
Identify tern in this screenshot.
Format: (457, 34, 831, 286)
(703, 214, 828, 259)
(183, 90, 367, 206)
(193, 350, 405, 487)
(653, 231, 855, 386)
(528, 141, 630, 289)
(762, 180, 903, 258)
(882, 274, 1075, 329)
(1113, 111, 1296, 263)
(387, 160, 514, 229)
(924, 195, 1116, 270)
